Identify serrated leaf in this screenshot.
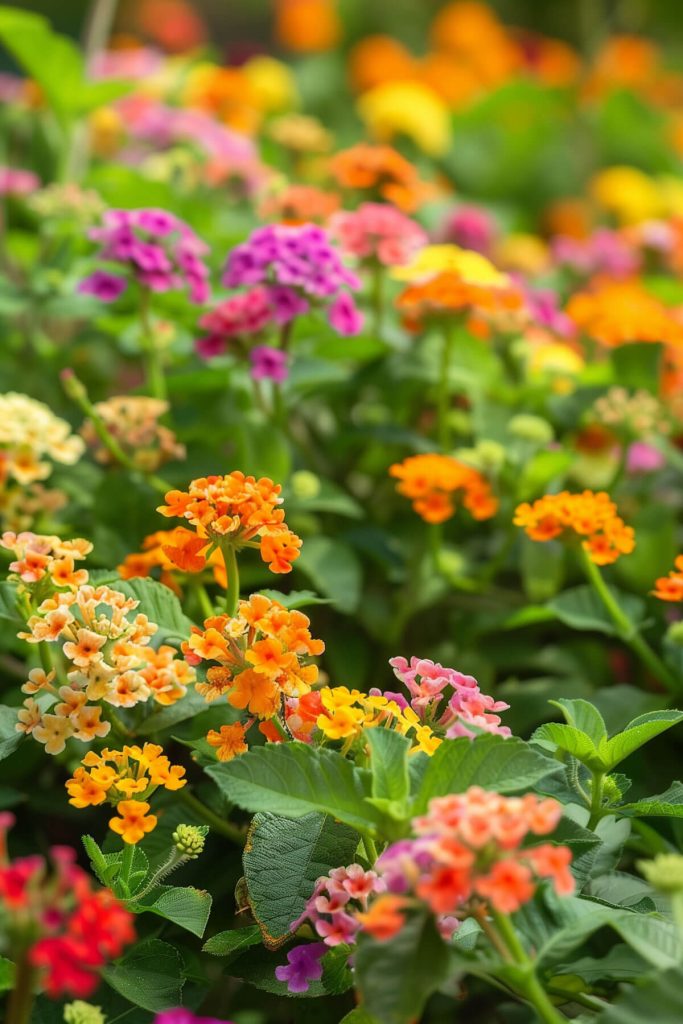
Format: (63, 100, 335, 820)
(366, 728, 410, 808)
(206, 742, 383, 833)
(549, 699, 608, 744)
(102, 938, 184, 1012)
(137, 885, 212, 938)
(203, 924, 261, 959)
(591, 965, 683, 1024)
(532, 722, 604, 770)
(618, 781, 683, 818)
(355, 911, 451, 1024)
(243, 812, 360, 947)
(548, 585, 645, 637)
(413, 735, 558, 814)
(602, 711, 683, 768)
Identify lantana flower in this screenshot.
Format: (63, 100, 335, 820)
(390, 453, 498, 523)
(514, 489, 635, 565)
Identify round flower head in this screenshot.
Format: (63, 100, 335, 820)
(329, 202, 427, 268)
(390, 453, 498, 523)
(329, 143, 433, 212)
(80, 207, 210, 305)
(566, 279, 683, 347)
(514, 490, 635, 565)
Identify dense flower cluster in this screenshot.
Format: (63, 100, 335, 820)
(80, 208, 210, 304)
(222, 223, 363, 336)
(81, 396, 185, 471)
(66, 743, 187, 843)
(184, 593, 324, 759)
(566, 279, 683, 347)
(119, 527, 226, 592)
(196, 287, 275, 359)
(390, 453, 498, 523)
(357, 789, 573, 938)
(0, 391, 83, 487)
(157, 471, 302, 577)
(592, 386, 672, 438)
(329, 143, 432, 211)
(329, 202, 427, 267)
(514, 490, 636, 565)
(0, 814, 134, 997)
(652, 556, 683, 602)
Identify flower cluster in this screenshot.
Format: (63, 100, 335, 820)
(157, 471, 302, 577)
(0, 814, 134, 997)
(551, 228, 640, 279)
(66, 743, 187, 843)
(0, 391, 84, 487)
(260, 183, 340, 225)
(307, 685, 441, 754)
(119, 527, 226, 593)
(566, 279, 683, 347)
(2, 531, 91, 586)
(196, 287, 275, 359)
(79, 208, 210, 304)
(514, 490, 636, 565)
(329, 202, 427, 268)
(184, 593, 324, 759)
(357, 789, 573, 940)
(390, 453, 498, 523)
(223, 223, 363, 336)
(652, 556, 683, 602)
(329, 143, 432, 211)
(592, 386, 671, 438)
(81, 396, 185, 472)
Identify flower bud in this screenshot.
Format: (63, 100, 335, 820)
(666, 621, 683, 647)
(291, 470, 321, 500)
(508, 414, 554, 444)
(63, 1001, 106, 1024)
(638, 853, 683, 892)
(173, 824, 208, 860)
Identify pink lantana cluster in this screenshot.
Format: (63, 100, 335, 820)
(329, 202, 427, 267)
(388, 656, 511, 739)
(551, 228, 639, 279)
(357, 789, 574, 943)
(223, 223, 364, 335)
(79, 208, 210, 305)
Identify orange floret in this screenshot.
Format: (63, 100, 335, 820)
(390, 453, 498, 524)
(514, 490, 635, 565)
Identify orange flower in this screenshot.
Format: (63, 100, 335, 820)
(66, 767, 108, 808)
(228, 669, 280, 719)
(566, 279, 683, 348)
(274, 0, 340, 53)
(390, 453, 498, 524)
(259, 184, 340, 225)
(246, 637, 297, 678)
(329, 143, 433, 213)
(355, 894, 408, 941)
(475, 858, 535, 913)
(348, 36, 418, 94)
(396, 269, 522, 331)
(207, 722, 248, 761)
(109, 800, 157, 845)
(514, 490, 635, 565)
(157, 472, 301, 576)
(652, 555, 683, 602)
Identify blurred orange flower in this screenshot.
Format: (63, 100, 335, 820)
(390, 453, 498, 523)
(566, 280, 683, 348)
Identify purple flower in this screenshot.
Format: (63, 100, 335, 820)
(78, 270, 128, 302)
(250, 345, 289, 383)
(153, 1011, 234, 1024)
(267, 285, 309, 324)
(275, 942, 327, 993)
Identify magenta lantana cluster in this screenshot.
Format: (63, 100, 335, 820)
(387, 656, 511, 739)
(79, 208, 210, 305)
(329, 201, 427, 267)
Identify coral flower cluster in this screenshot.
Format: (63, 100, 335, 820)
(329, 202, 427, 268)
(66, 743, 187, 843)
(652, 556, 683, 602)
(514, 490, 636, 565)
(390, 453, 498, 523)
(81, 396, 185, 472)
(79, 207, 210, 304)
(157, 471, 302, 577)
(119, 527, 227, 592)
(0, 814, 134, 997)
(184, 593, 324, 759)
(329, 143, 432, 212)
(223, 223, 363, 335)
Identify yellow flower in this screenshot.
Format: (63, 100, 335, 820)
(242, 56, 299, 113)
(317, 705, 364, 740)
(392, 244, 509, 287)
(495, 233, 549, 275)
(590, 166, 662, 225)
(357, 81, 451, 156)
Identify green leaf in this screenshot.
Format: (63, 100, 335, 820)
(339, 1011, 377, 1024)
(0, 707, 22, 762)
(618, 781, 683, 819)
(137, 885, 212, 938)
(413, 735, 558, 814)
(548, 585, 645, 637)
(549, 699, 608, 745)
(355, 911, 451, 1024)
(295, 536, 362, 613)
(0, 582, 21, 625)
(258, 589, 332, 609)
(114, 576, 193, 643)
(322, 943, 353, 995)
(602, 711, 683, 768)
(102, 938, 185, 1012)
(553, 946, 649, 984)
(366, 728, 410, 808)
(243, 812, 360, 947)
(591, 965, 683, 1024)
(206, 742, 383, 833)
(0, 957, 14, 992)
(203, 925, 261, 960)
(532, 722, 604, 770)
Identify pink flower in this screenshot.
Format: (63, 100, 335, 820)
(328, 292, 363, 335)
(0, 166, 40, 197)
(329, 202, 427, 267)
(440, 204, 497, 254)
(627, 441, 665, 474)
(250, 345, 288, 382)
(78, 270, 127, 303)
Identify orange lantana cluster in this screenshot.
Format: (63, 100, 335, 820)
(119, 527, 227, 593)
(390, 453, 498, 524)
(652, 556, 683, 602)
(66, 743, 187, 844)
(514, 490, 636, 565)
(157, 471, 302, 578)
(184, 593, 324, 760)
(396, 270, 522, 331)
(329, 143, 432, 212)
(566, 280, 683, 348)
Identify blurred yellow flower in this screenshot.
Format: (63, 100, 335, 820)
(357, 81, 451, 156)
(242, 56, 299, 114)
(590, 166, 662, 225)
(495, 233, 549, 275)
(393, 243, 509, 287)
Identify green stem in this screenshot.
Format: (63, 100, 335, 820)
(5, 953, 36, 1024)
(547, 986, 607, 1012)
(119, 841, 135, 897)
(580, 548, 679, 693)
(492, 910, 567, 1024)
(140, 289, 168, 402)
(437, 323, 455, 450)
(587, 771, 605, 830)
(268, 714, 290, 741)
(177, 789, 246, 846)
(192, 581, 214, 620)
(219, 543, 240, 618)
(371, 263, 385, 337)
(361, 833, 379, 864)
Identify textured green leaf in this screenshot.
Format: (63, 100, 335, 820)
(413, 735, 558, 813)
(243, 812, 360, 947)
(355, 911, 451, 1024)
(102, 938, 184, 1012)
(532, 722, 604, 770)
(549, 699, 608, 745)
(206, 742, 382, 833)
(602, 711, 683, 768)
(295, 536, 362, 612)
(548, 585, 645, 637)
(592, 965, 683, 1024)
(203, 925, 261, 959)
(138, 885, 212, 938)
(366, 728, 410, 807)
(618, 781, 683, 818)
(0, 706, 22, 762)
(553, 946, 649, 984)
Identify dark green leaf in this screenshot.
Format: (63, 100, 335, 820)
(102, 938, 185, 1012)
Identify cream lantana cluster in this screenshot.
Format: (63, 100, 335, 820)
(0, 392, 84, 485)
(3, 532, 194, 755)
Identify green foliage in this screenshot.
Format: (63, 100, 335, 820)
(102, 938, 185, 1012)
